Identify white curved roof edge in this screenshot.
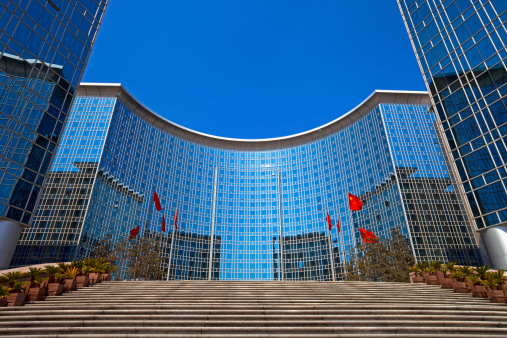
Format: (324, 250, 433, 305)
(77, 83, 431, 151)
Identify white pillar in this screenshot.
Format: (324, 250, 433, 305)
(483, 224, 507, 270)
(0, 219, 23, 269)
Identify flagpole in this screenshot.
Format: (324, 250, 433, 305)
(166, 205, 177, 281)
(145, 187, 155, 238)
(325, 206, 336, 282)
(159, 208, 163, 250)
(339, 219, 346, 277)
(348, 197, 359, 277)
(208, 167, 218, 281)
(278, 169, 284, 281)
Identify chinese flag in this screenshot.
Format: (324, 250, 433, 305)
(129, 225, 140, 240)
(161, 214, 166, 232)
(153, 190, 162, 211)
(360, 227, 378, 243)
(348, 193, 363, 211)
(337, 218, 341, 234)
(173, 208, 178, 230)
(326, 212, 332, 231)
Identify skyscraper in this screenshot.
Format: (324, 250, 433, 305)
(398, 0, 507, 268)
(10, 83, 482, 280)
(0, 1, 108, 267)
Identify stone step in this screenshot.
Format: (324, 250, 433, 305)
(1, 319, 506, 328)
(4, 303, 504, 311)
(2, 308, 507, 316)
(74, 286, 457, 290)
(2, 325, 507, 335)
(68, 288, 460, 292)
(34, 299, 487, 306)
(39, 298, 482, 304)
(1, 314, 507, 322)
(6, 335, 507, 338)
(69, 294, 467, 299)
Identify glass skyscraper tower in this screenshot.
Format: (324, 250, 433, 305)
(0, 1, 108, 268)
(11, 83, 482, 280)
(398, 0, 507, 267)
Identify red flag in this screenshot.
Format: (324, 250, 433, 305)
(153, 190, 162, 211)
(326, 212, 332, 231)
(337, 218, 341, 234)
(173, 208, 178, 230)
(161, 214, 166, 232)
(129, 225, 140, 240)
(348, 193, 363, 211)
(360, 227, 378, 243)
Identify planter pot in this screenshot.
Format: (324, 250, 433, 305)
(88, 273, 102, 284)
(102, 273, 111, 282)
(0, 299, 6, 307)
(436, 271, 445, 284)
(424, 275, 439, 286)
(63, 278, 76, 292)
(7, 293, 26, 307)
(76, 275, 89, 288)
(442, 278, 454, 289)
(452, 281, 468, 293)
(28, 288, 46, 302)
(411, 276, 424, 283)
(471, 285, 487, 298)
(47, 283, 63, 296)
(487, 290, 506, 303)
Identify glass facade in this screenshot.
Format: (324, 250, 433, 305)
(11, 84, 482, 279)
(397, 0, 507, 231)
(0, 1, 108, 230)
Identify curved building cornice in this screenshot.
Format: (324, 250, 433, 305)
(77, 83, 430, 151)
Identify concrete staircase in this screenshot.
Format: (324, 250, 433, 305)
(1, 281, 507, 337)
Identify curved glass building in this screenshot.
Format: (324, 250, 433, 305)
(11, 83, 482, 280)
(0, 1, 108, 267)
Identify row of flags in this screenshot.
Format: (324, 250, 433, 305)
(129, 190, 178, 240)
(130, 190, 377, 243)
(325, 193, 378, 243)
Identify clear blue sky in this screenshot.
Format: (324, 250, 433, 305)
(82, 1, 426, 139)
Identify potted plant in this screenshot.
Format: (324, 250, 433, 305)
(72, 261, 89, 288)
(474, 265, 492, 279)
(481, 274, 506, 303)
(58, 262, 69, 271)
(440, 263, 456, 289)
(423, 266, 439, 285)
(62, 267, 79, 292)
(489, 270, 506, 290)
(28, 277, 47, 302)
(0, 285, 8, 307)
(0, 271, 24, 288)
(418, 262, 429, 279)
(80, 265, 92, 287)
(44, 266, 64, 296)
(7, 280, 28, 306)
(27, 267, 44, 288)
(466, 274, 486, 298)
(450, 269, 468, 293)
(409, 263, 424, 283)
(431, 261, 444, 281)
(86, 258, 106, 284)
(102, 265, 116, 282)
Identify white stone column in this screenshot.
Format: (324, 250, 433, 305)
(483, 224, 507, 269)
(0, 219, 23, 269)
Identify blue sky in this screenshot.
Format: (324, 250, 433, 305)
(82, 1, 426, 139)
